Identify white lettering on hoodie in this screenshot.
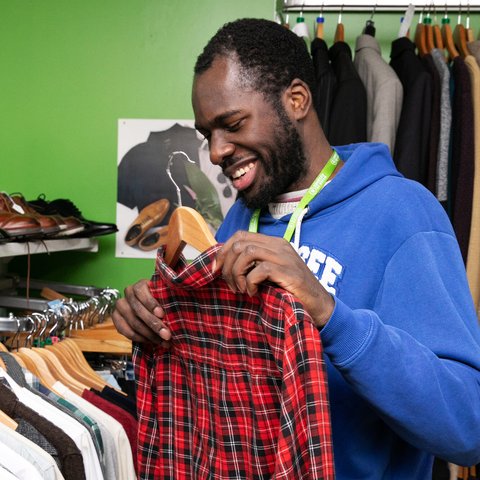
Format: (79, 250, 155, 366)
(297, 245, 344, 295)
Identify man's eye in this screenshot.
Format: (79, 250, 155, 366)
(226, 122, 241, 133)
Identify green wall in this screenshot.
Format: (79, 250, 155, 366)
(3, 0, 274, 292)
(3, 1, 480, 293)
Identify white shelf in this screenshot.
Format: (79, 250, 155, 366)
(0, 238, 98, 259)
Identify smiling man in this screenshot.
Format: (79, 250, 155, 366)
(112, 18, 480, 479)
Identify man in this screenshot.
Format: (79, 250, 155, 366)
(112, 18, 480, 478)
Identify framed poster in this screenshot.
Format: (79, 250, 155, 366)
(116, 119, 234, 259)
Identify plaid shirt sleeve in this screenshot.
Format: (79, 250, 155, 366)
(134, 245, 335, 479)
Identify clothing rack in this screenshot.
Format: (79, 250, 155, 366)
(0, 277, 109, 313)
(278, 1, 480, 12)
(0, 285, 131, 354)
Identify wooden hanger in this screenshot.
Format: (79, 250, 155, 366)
(58, 338, 127, 395)
(46, 342, 106, 390)
(164, 206, 216, 267)
(432, 12, 444, 50)
(442, 16, 460, 60)
(69, 319, 132, 354)
(424, 16, 435, 53)
(315, 14, 324, 39)
(334, 7, 344, 43)
(16, 347, 60, 394)
(32, 347, 88, 396)
(415, 12, 428, 57)
(10, 352, 26, 369)
(454, 22, 469, 57)
(0, 410, 17, 430)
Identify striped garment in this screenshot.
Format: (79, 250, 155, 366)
(134, 245, 335, 479)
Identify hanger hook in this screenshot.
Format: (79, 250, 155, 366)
(24, 315, 36, 348)
(7, 313, 21, 351)
(166, 151, 195, 207)
(370, 4, 377, 20)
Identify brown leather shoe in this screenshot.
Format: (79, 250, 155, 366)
(0, 212, 43, 239)
(5, 193, 85, 237)
(9, 194, 61, 236)
(125, 199, 170, 246)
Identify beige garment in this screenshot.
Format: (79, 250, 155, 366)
(467, 40, 480, 67)
(465, 55, 480, 314)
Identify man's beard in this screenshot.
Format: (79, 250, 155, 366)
(238, 106, 308, 211)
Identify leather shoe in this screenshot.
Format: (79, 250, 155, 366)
(26, 196, 86, 237)
(137, 226, 169, 251)
(8, 194, 61, 236)
(28, 195, 116, 238)
(0, 212, 43, 240)
(0, 193, 44, 240)
(125, 199, 170, 246)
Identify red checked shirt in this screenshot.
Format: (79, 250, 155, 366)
(134, 245, 335, 479)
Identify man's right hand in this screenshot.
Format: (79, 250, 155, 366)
(112, 279, 172, 346)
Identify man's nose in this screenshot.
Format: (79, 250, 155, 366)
(209, 132, 235, 166)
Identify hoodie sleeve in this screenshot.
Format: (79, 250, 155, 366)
(320, 230, 480, 466)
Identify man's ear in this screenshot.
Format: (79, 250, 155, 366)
(284, 78, 312, 121)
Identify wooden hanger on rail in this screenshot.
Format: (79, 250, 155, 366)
(32, 347, 88, 396)
(315, 11, 325, 39)
(424, 12, 435, 53)
(432, 7, 444, 50)
(164, 206, 217, 268)
(334, 6, 345, 43)
(46, 341, 107, 390)
(415, 10, 428, 56)
(15, 347, 60, 394)
(453, 8, 469, 57)
(442, 13, 460, 60)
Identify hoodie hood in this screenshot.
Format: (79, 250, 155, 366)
(308, 142, 402, 215)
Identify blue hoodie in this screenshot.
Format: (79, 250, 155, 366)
(216, 142, 480, 479)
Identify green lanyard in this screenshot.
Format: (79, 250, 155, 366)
(248, 150, 340, 242)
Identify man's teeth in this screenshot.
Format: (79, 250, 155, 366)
(232, 163, 255, 179)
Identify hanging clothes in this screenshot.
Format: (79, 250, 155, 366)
(465, 55, 480, 311)
(430, 48, 452, 207)
(328, 41, 367, 145)
(310, 37, 337, 137)
(468, 40, 480, 65)
(0, 420, 64, 480)
(450, 56, 475, 264)
(354, 34, 403, 153)
(421, 53, 441, 195)
(134, 245, 335, 479)
(390, 36, 432, 186)
(53, 381, 136, 480)
(0, 381, 86, 480)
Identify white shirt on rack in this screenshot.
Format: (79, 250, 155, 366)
(53, 380, 136, 480)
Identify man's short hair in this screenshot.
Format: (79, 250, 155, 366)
(194, 18, 316, 106)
